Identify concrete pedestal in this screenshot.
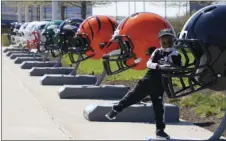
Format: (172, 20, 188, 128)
(10, 53, 41, 59)
(21, 61, 59, 69)
(84, 102, 180, 123)
(6, 51, 30, 56)
(29, 67, 73, 76)
(58, 85, 130, 99)
(40, 74, 97, 85)
(14, 57, 46, 64)
(3, 48, 29, 53)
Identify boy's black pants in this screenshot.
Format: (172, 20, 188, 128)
(112, 76, 165, 130)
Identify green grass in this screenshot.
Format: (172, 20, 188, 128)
(179, 92, 226, 118)
(61, 54, 146, 81)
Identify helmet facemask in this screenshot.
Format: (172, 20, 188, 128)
(39, 24, 60, 54)
(161, 39, 225, 98)
(102, 35, 138, 75)
(161, 4, 226, 98)
(68, 33, 94, 63)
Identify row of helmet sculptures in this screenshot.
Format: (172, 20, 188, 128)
(9, 4, 226, 99)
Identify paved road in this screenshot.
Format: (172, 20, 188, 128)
(2, 49, 225, 140)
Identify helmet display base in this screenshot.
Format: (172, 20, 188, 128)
(29, 67, 74, 76)
(40, 74, 97, 86)
(58, 85, 129, 99)
(3, 47, 29, 53)
(27, 54, 97, 85)
(10, 53, 41, 59)
(6, 50, 30, 56)
(21, 61, 59, 69)
(14, 57, 47, 64)
(84, 102, 179, 123)
(57, 70, 129, 99)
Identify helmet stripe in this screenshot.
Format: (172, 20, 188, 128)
(81, 24, 85, 31)
(106, 16, 116, 34)
(87, 21, 94, 40)
(95, 16, 101, 32)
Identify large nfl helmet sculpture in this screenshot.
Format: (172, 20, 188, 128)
(160, 4, 226, 98)
(102, 12, 175, 75)
(68, 15, 119, 63)
(40, 20, 63, 52)
(57, 17, 84, 53)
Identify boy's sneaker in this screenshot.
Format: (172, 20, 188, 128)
(105, 110, 118, 120)
(156, 129, 170, 139)
(141, 96, 152, 103)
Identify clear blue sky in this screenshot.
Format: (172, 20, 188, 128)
(93, 2, 189, 18)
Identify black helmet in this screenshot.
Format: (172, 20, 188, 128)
(160, 4, 226, 98)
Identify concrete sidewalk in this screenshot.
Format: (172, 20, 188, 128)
(2, 50, 226, 140)
(2, 53, 70, 140)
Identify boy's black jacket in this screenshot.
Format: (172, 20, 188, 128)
(145, 48, 182, 79)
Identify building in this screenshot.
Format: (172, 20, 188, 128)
(1, 2, 92, 25)
(1, 3, 18, 25)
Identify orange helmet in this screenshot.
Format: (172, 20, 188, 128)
(71, 15, 119, 62)
(103, 12, 175, 75)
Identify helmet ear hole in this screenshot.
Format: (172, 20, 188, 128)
(196, 54, 207, 73)
(195, 47, 226, 91)
(100, 42, 107, 49)
(146, 47, 156, 56)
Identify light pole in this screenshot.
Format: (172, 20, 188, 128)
(134, 2, 136, 13)
(52, 1, 60, 20)
(143, 1, 145, 12)
(116, 1, 118, 20)
(25, 6, 29, 22)
(164, 0, 167, 18)
(17, 6, 22, 22)
(128, 1, 130, 15)
(40, 5, 44, 21)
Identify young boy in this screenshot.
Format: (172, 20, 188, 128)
(105, 29, 182, 139)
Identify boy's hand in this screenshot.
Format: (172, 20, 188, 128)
(168, 51, 182, 66)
